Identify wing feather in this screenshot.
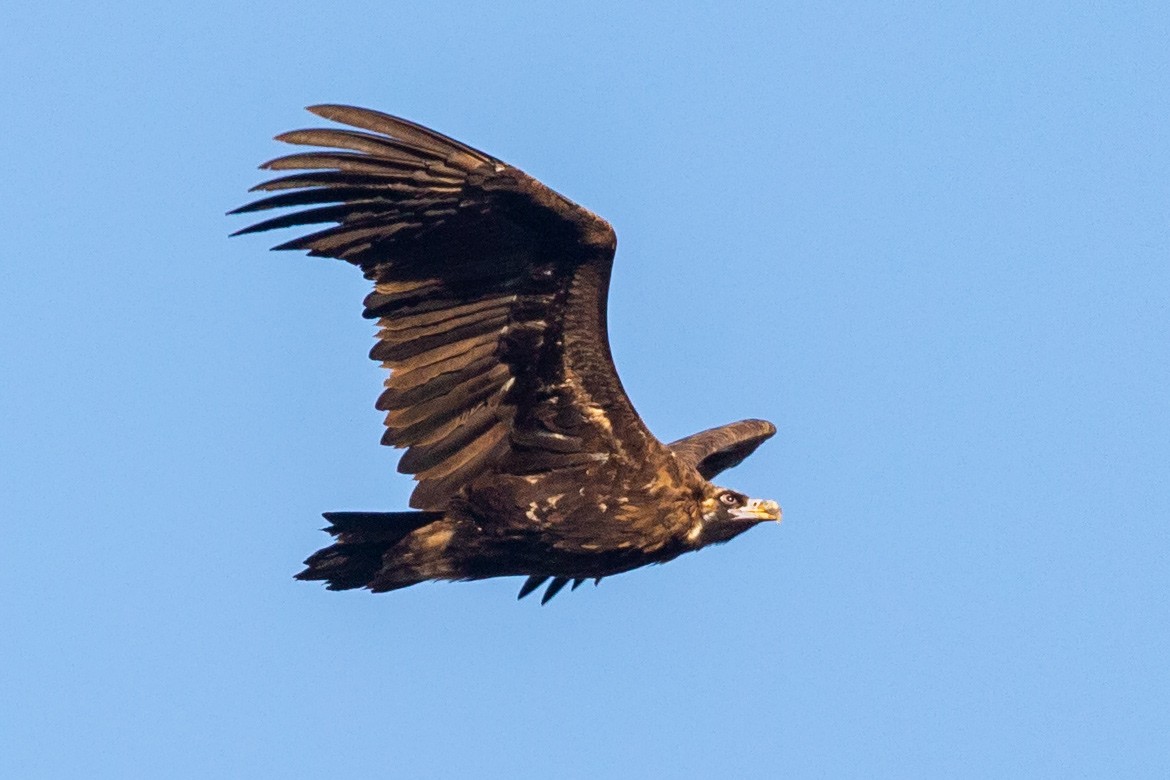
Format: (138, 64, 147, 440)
(376, 330, 502, 380)
(247, 171, 463, 194)
(376, 354, 500, 409)
(381, 340, 499, 393)
(275, 128, 458, 162)
(258, 151, 432, 175)
(383, 364, 511, 429)
(368, 315, 508, 362)
(396, 408, 502, 474)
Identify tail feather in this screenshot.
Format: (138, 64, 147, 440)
(296, 511, 442, 590)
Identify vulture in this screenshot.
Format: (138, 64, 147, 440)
(231, 105, 781, 603)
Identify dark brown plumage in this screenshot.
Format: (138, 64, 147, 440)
(231, 105, 781, 603)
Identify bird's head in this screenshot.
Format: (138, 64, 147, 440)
(695, 486, 782, 545)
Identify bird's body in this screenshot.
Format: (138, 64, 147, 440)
(233, 105, 781, 602)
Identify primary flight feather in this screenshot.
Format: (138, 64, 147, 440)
(231, 105, 781, 603)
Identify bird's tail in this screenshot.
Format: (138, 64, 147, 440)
(295, 511, 445, 591)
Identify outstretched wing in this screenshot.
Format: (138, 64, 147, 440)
(668, 419, 776, 480)
(232, 105, 661, 510)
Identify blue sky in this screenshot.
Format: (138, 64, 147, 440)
(3, 2, 1168, 777)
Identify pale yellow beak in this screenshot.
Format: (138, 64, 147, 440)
(732, 498, 782, 523)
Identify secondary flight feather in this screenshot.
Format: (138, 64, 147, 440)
(231, 105, 781, 603)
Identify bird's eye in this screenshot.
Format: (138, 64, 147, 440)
(720, 492, 740, 507)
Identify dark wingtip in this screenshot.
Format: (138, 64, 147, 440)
(226, 199, 267, 222)
(517, 576, 548, 600)
(227, 221, 265, 238)
(271, 236, 308, 251)
(540, 577, 569, 604)
(272, 130, 302, 145)
(306, 104, 363, 125)
(306, 103, 342, 116)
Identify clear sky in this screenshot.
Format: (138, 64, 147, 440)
(3, 2, 1168, 777)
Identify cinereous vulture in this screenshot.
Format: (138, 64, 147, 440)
(232, 106, 781, 603)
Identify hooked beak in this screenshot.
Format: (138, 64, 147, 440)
(731, 498, 782, 523)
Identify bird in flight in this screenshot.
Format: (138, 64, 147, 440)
(231, 105, 781, 603)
